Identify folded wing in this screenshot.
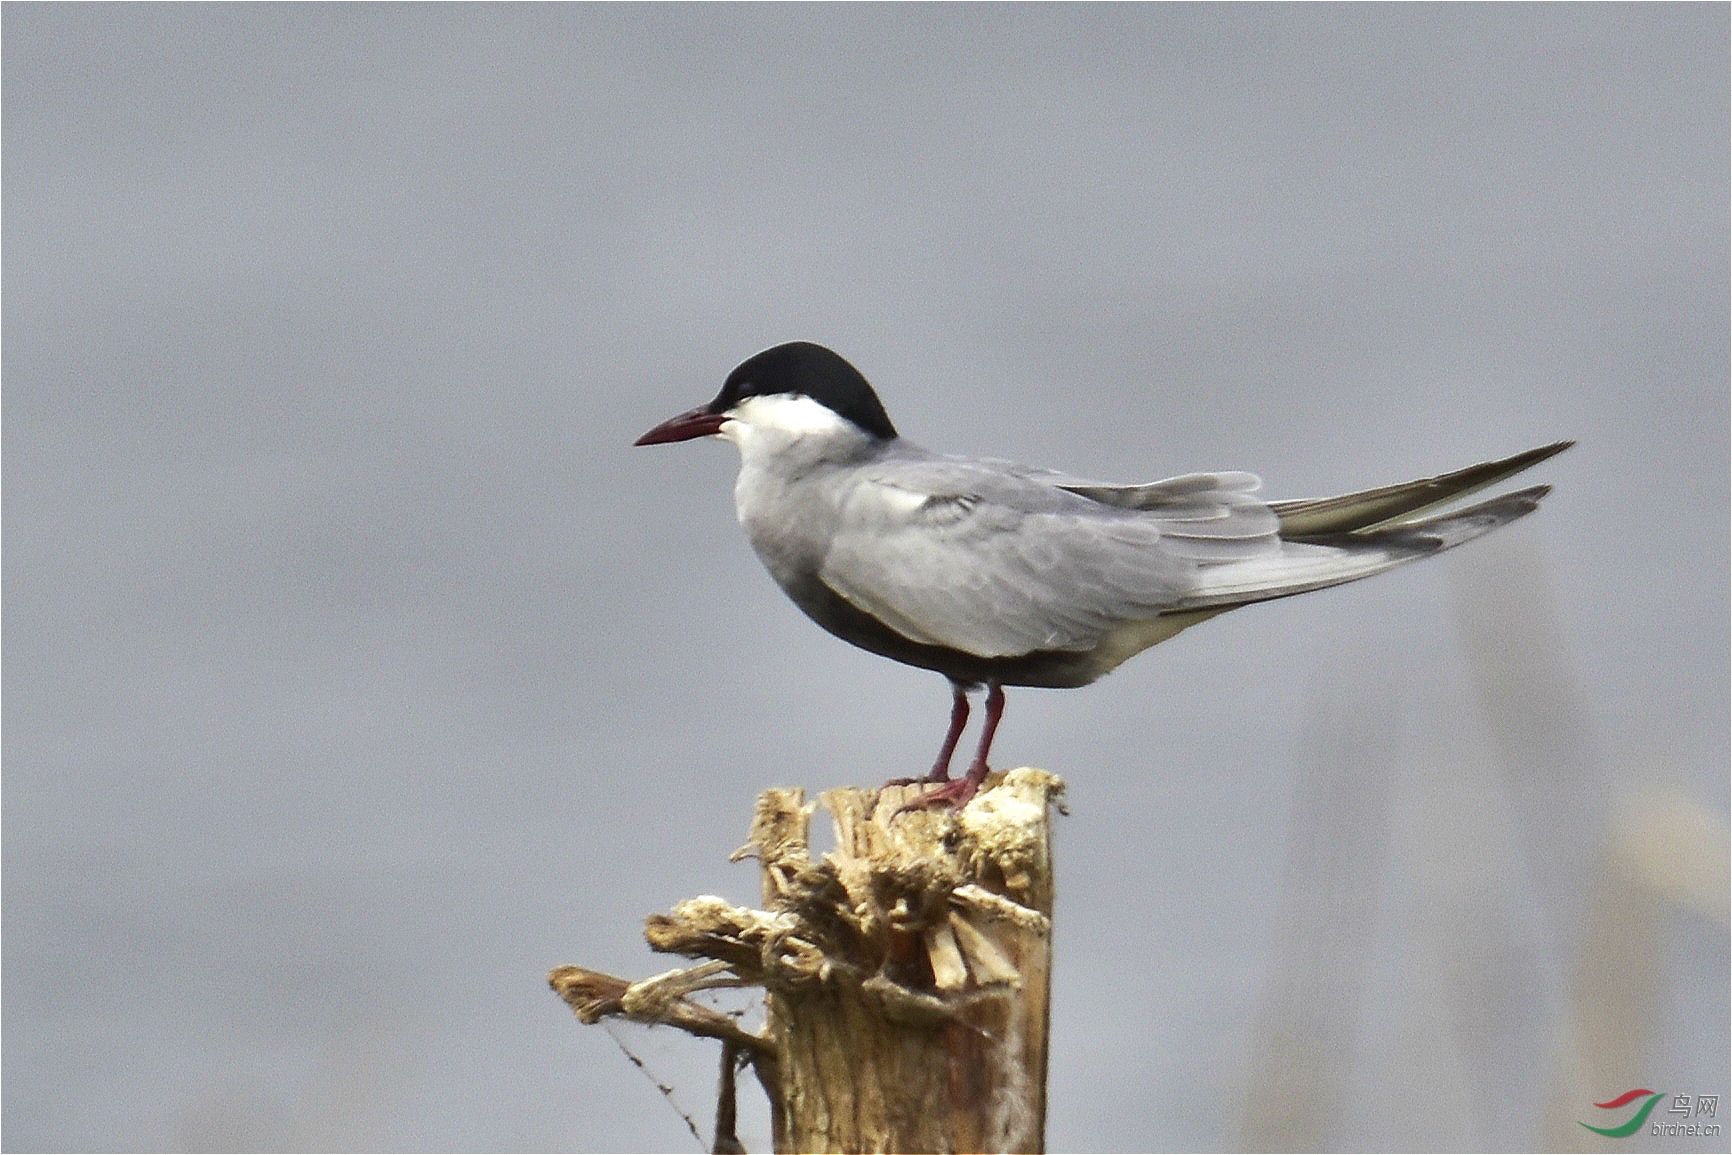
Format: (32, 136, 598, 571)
(816, 445, 1565, 664)
(817, 460, 1284, 659)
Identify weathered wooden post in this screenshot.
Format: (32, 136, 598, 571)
(552, 768, 1064, 1154)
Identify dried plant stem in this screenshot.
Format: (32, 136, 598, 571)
(552, 768, 1065, 1154)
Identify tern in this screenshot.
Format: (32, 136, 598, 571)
(637, 341, 1568, 806)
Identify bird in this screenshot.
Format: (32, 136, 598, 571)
(636, 341, 1569, 807)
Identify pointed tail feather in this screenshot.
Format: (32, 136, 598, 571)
(1304, 484, 1554, 550)
(1270, 440, 1571, 537)
(1171, 485, 1556, 612)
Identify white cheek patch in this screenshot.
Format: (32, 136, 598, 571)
(728, 394, 855, 439)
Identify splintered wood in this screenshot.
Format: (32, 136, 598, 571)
(552, 768, 1065, 1155)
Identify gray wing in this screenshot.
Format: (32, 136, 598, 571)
(949, 457, 1279, 560)
(815, 459, 1282, 659)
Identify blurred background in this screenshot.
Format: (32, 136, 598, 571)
(5, 6, 1726, 1151)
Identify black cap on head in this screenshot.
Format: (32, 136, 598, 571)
(709, 342, 898, 441)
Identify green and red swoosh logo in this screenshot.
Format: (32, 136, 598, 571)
(1580, 1089, 1664, 1137)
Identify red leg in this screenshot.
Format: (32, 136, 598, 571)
(902, 681, 1005, 810)
(880, 681, 972, 790)
(926, 683, 971, 782)
(958, 681, 1005, 794)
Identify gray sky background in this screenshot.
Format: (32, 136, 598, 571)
(5, 6, 1727, 1152)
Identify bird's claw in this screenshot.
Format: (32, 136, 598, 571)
(888, 767, 986, 816)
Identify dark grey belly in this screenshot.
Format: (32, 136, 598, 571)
(780, 575, 1113, 689)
